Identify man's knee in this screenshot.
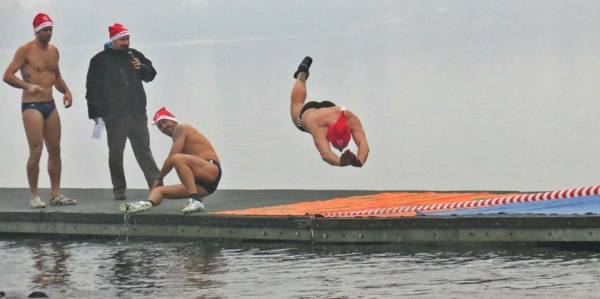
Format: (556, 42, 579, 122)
(108, 154, 124, 166)
(46, 143, 60, 157)
(108, 148, 124, 160)
(171, 154, 186, 166)
(28, 144, 43, 161)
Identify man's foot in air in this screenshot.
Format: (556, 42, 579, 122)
(294, 56, 313, 79)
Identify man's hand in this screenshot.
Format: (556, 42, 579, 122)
(63, 91, 73, 108)
(339, 150, 356, 167)
(131, 57, 142, 70)
(26, 84, 43, 94)
(350, 154, 363, 167)
(340, 150, 362, 167)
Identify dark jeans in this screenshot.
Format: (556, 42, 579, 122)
(105, 116, 160, 196)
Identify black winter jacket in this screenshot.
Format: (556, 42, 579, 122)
(85, 47, 156, 121)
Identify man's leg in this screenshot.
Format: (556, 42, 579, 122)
(290, 56, 312, 126)
(148, 184, 190, 205)
(119, 183, 200, 214)
(136, 154, 215, 213)
(22, 110, 45, 199)
(43, 109, 61, 198)
(129, 119, 160, 189)
(105, 119, 128, 198)
(170, 154, 218, 196)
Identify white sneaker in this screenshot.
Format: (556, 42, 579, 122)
(49, 194, 78, 206)
(30, 196, 46, 209)
(119, 201, 152, 213)
(182, 198, 204, 214)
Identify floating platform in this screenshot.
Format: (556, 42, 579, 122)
(2, 186, 600, 243)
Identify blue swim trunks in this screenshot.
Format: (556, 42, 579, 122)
(21, 100, 56, 120)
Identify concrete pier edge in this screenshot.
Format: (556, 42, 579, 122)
(3, 212, 600, 243)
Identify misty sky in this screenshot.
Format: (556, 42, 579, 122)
(1, 0, 600, 191)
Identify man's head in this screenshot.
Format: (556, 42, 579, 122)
(327, 108, 351, 151)
(33, 13, 53, 43)
(109, 23, 130, 50)
(153, 107, 178, 136)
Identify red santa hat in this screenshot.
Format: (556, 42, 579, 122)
(33, 13, 53, 33)
(152, 107, 177, 124)
(326, 107, 352, 151)
(109, 23, 130, 41)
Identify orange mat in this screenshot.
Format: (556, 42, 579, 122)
(216, 191, 513, 217)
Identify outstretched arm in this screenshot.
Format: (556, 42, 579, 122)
(3, 46, 43, 93)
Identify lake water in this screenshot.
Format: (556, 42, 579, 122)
(1, 237, 600, 298)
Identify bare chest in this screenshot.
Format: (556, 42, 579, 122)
(23, 49, 58, 73)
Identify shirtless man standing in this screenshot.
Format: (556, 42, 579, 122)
(290, 56, 369, 167)
(3, 13, 77, 208)
(120, 107, 222, 214)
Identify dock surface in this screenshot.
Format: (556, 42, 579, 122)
(3, 187, 600, 243)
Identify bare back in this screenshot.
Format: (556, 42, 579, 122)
(176, 124, 219, 162)
(8, 41, 59, 102)
(301, 106, 359, 135)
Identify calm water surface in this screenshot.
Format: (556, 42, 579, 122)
(1, 238, 600, 298)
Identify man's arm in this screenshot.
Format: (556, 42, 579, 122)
(132, 50, 156, 82)
(85, 56, 104, 119)
(3, 46, 42, 93)
(349, 116, 369, 166)
(54, 50, 72, 108)
(156, 126, 186, 180)
(313, 136, 351, 167)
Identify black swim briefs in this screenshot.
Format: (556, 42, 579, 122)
(295, 100, 336, 132)
(195, 160, 222, 195)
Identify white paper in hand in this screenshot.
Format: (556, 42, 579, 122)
(92, 118, 105, 139)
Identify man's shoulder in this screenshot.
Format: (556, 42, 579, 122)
(16, 41, 35, 53)
(340, 108, 359, 121)
(177, 123, 194, 132)
(179, 123, 203, 136)
(128, 48, 142, 54)
(48, 43, 60, 54)
(90, 49, 113, 63)
(91, 50, 107, 58)
(182, 123, 200, 131)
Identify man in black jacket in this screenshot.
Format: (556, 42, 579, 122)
(85, 23, 160, 200)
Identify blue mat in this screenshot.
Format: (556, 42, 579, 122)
(429, 195, 600, 216)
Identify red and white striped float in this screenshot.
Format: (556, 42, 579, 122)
(324, 185, 600, 218)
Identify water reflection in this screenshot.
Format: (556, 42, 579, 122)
(30, 241, 71, 289)
(109, 247, 164, 296)
(177, 246, 225, 290)
(2, 238, 600, 298)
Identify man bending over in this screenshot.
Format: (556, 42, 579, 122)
(120, 107, 222, 214)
